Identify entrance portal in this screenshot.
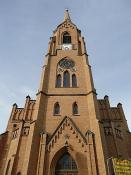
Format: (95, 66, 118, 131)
(55, 153, 78, 175)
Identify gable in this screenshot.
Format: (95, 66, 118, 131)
(47, 116, 87, 151)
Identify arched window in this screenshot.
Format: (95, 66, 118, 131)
(55, 153, 77, 174)
(73, 102, 78, 115)
(63, 71, 70, 87)
(54, 103, 60, 115)
(72, 74, 77, 87)
(63, 32, 71, 44)
(56, 74, 61, 88)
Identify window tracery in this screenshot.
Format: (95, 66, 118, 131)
(55, 153, 77, 174)
(56, 58, 77, 88)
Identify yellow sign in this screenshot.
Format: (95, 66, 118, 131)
(112, 158, 131, 175)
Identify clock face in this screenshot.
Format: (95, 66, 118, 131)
(59, 58, 75, 69)
(62, 44, 72, 50)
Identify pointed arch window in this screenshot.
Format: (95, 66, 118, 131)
(55, 153, 77, 173)
(63, 71, 70, 87)
(54, 103, 60, 115)
(63, 32, 71, 44)
(73, 102, 79, 115)
(72, 74, 77, 87)
(56, 74, 61, 88)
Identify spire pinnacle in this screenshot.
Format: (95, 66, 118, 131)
(64, 9, 71, 21)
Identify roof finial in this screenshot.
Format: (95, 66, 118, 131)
(64, 9, 71, 21)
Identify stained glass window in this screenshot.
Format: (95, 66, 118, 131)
(55, 153, 77, 171)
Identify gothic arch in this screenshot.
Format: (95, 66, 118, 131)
(63, 71, 70, 87)
(50, 147, 78, 175)
(55, 153, 77, 174)
(72, 102, 78, 115)
(54, 102, 60, 115)
(56, 74, 62, 88)
(72, 74, 77, 87)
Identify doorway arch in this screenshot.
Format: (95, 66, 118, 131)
(55, 153, 78, 175)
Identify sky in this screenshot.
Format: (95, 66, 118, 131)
(0, 0, 131, 133)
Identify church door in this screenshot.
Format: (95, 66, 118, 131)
(55, 153, 78, 175)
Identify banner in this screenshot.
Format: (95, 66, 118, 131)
(112, 158, 131, 175)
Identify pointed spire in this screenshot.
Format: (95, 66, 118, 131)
(64, 9, 71, 21)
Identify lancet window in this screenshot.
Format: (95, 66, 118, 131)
(72, 74, 77, 87)
(54, 103, 60, 115)
(56, 74, 62, 88)
(73, 102, 79, 115)
(63, 71, 70, 87)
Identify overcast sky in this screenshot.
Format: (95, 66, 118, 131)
(0, 0, 131, 133)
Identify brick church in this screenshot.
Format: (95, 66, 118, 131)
(0, 10, 131, 175)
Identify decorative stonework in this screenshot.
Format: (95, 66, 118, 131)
(115, 128, 122, 139)
(12, 128, 19, 139)
(57, 58, 76, 72)
(13, 108, 24, 120)
(47, 116, 87, 152)
(21, 127, 30, 136)
(104, 127, 113, 136)
(59, 58, 75, 69)
(59, 21, 75, 30)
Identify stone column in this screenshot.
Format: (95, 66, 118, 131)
(36, 132, 47, 175)
(86, 131, 98, 175)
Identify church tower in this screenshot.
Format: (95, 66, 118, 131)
(0, 10, 131, 175)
